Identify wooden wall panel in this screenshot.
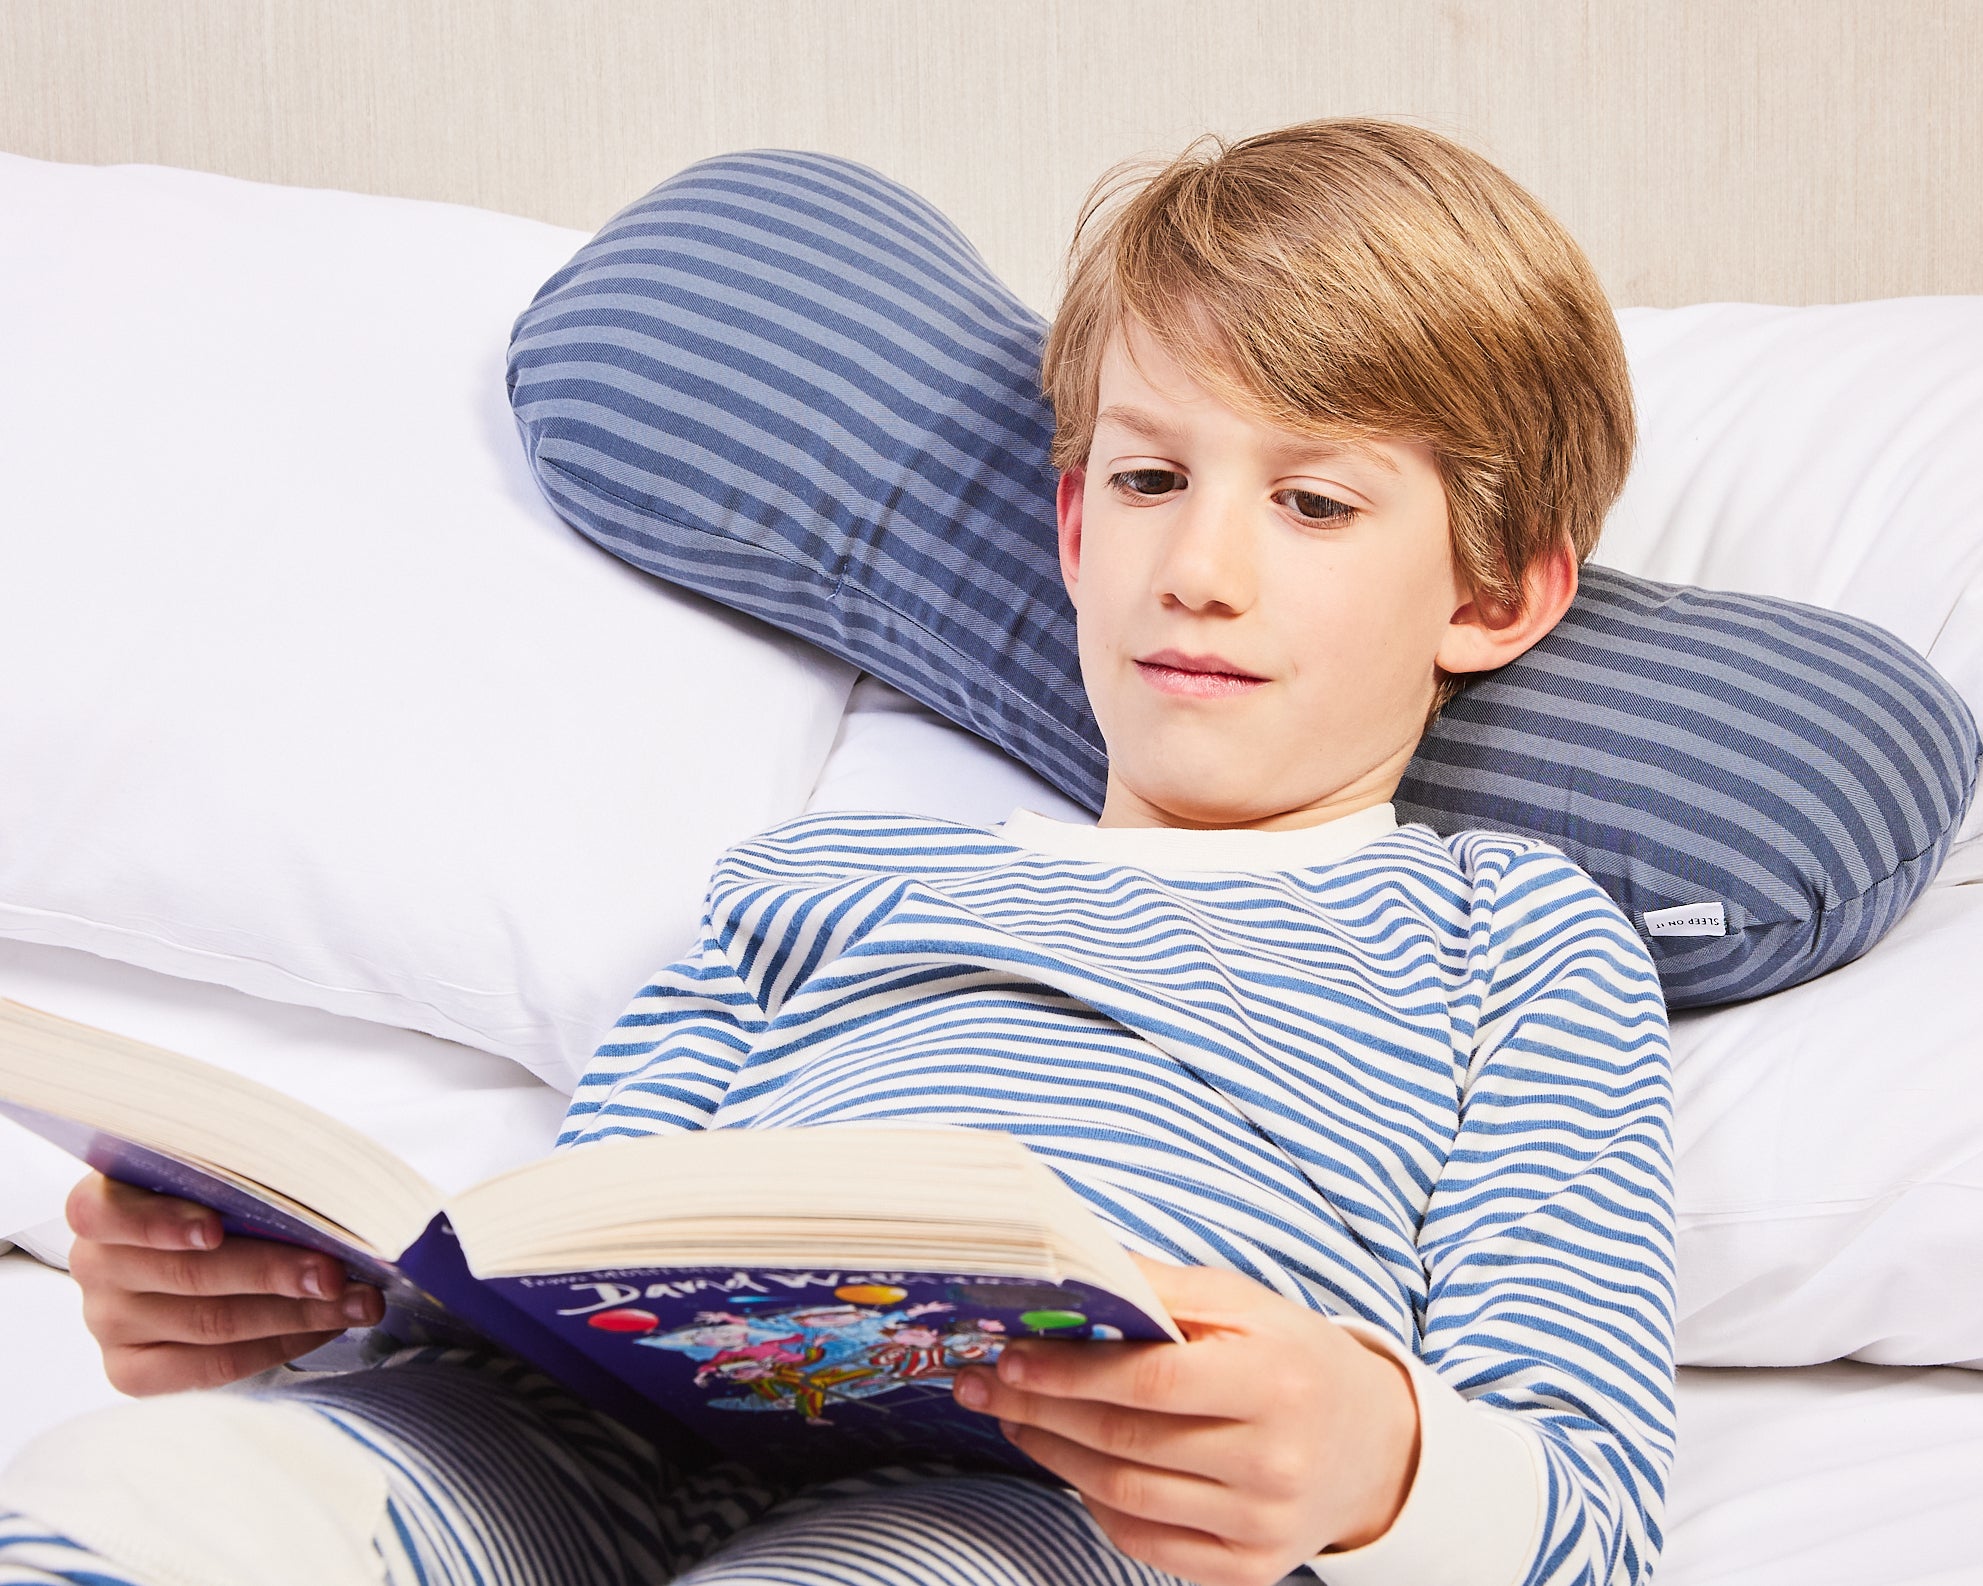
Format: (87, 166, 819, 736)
(3, 0, 1977, 312)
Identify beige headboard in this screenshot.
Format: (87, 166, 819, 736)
(4, 0, 1977, 315)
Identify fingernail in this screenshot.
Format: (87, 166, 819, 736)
(341, 1289, 376, 1324)
(300, 1265, 329, 1300)
(999, 1350, 1027, 1386)
(955, 1371, 988, 1409)
(183, 1218, 215, 1250)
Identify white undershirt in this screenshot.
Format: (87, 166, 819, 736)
(999, 802, 1400, 874)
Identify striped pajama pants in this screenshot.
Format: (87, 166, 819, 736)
(0, 1345, 1222, 1586)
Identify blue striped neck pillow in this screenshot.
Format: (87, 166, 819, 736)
(506, 150, 1979, 1008)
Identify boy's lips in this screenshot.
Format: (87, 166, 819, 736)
(1134, 649, 1269, 699)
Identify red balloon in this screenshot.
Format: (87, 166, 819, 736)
(587, 1307, 659, 1333)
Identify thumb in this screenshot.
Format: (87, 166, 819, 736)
(1130, 1254, 1277, 1335)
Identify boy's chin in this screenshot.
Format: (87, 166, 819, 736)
(1114, 762, 1300, 831)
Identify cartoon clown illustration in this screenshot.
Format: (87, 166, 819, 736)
(700, 1348, 880, 1426)
(867, 1317, 953, 1383)
(691, 1332, 813, 1387)
(637, 1291, 1023, 1424)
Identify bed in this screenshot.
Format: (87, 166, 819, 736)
(2, 4, 1981, 1581)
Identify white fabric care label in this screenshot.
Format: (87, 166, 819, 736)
(1642, 901, 1727, 938)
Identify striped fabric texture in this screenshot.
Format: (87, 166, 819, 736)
(561, 809, 1678, 1586)
(1397, 565, 1979, 1006)
(0, 1345, 1197, 1586)
(505, 149, 1980, 1008)
(0, 810, 1678, 1586)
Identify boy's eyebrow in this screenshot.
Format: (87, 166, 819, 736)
(1094, 403, 1399, 475)
(1093, 404, 1185, 449)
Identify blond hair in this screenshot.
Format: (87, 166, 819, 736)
(1042, 118, 1634, 712)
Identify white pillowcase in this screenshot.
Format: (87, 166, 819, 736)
(1593, 299, 1983, 1362)
(811, 680, 1983, 1369)
(0, 155, 856, 1088)
(805, 677, 1093, 827)
(1672, 848, 1983, 1369)
(1602, 299, 1983, 842)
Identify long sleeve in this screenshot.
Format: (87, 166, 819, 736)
(556, 911, 769, 1149)
(1314, 843, 1677, 1586)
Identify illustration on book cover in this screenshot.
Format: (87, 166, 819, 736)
(505, 1266, 1153, 1435)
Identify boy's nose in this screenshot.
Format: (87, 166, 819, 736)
(1154, 497, 1259, 615)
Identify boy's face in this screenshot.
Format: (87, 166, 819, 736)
(1058, 321, 1483, 832)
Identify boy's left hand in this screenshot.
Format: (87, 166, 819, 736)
(952, 1257, 1420, 1586)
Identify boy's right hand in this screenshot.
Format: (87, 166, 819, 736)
(65, 1172, 384, 1395)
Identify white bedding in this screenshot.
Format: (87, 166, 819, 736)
(1659, 1362, 1983, 1584)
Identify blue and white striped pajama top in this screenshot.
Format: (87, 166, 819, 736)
(0, 801, 1675, 1586)
(561, 803, 1678, 1585)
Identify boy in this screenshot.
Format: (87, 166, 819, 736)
(0, 119, 1672, 1586)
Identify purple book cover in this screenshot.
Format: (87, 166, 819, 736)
(1, 1099, 1172, 1479)
(482, 1265, 1173, 1478)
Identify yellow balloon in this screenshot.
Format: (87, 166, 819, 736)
(835, 1284, 909, 1305)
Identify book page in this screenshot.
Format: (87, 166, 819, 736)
(445, 1125, 1178, 1336)
(0, 998, 440, 1257)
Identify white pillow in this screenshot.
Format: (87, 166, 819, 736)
(810, 680, 1983, 1368)
(1596, 299, 1983, 1361)
(1601, 299, 1983, 842)
(1672, 848, 1983, 1369)
(805, 676, 1092, 827)
(0, 155, 856, 1089)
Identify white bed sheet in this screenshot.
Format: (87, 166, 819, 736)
(1659, 1361, 1983, 1584)
(3, 934, 1980, 1579)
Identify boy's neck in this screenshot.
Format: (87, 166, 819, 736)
(1094, 778, 1402, 834)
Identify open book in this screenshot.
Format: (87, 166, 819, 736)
(0, 998, 1179, 1478)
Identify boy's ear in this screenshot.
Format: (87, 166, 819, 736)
(1055, 469, 1085, 604)
(1434, 539, 1579, 678)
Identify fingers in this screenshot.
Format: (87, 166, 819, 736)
(960, 1364, 1236, 1475)
(104, 1329, 347, 1397)
(982, 1334, 1255, 1420)
(69, 1230, 355, 1304)
(959, 1359, 1308, 1502)
(63, 1172, 389, 1397)
(1076, 1491, 1290, 1586)
(952, 1267, 1401, 1584)
(67, 1173, 220, 1251)
(1131, 1255, 1281, 1331)
(997, 1420, 1285, 1547)
(82, 1285, 381, 1351)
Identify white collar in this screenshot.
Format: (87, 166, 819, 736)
(997, 803, 1398, 875)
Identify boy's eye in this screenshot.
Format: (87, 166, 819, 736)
(1108, 469, 1184, 499)
(1277, 489, 1357, 524)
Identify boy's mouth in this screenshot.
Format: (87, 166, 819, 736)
(1134, 649, 1269, 699)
